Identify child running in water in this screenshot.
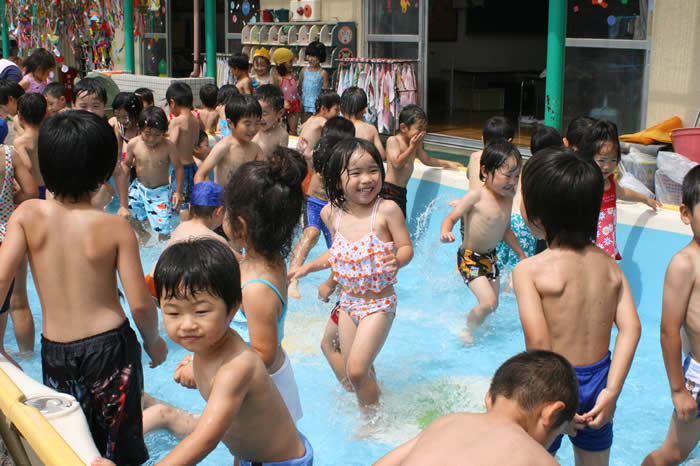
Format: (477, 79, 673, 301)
(18, 48, 55, 94)
(0, 110, 167, 463)
(376, 350, 579, 465)
(580, 120, 661, 259)
(299, 40, 329, 124)
(272, 47, 301, 136)
(123, 106, 183, 241)
(290, 138, 413, 408)
(513, 147, 641, 465)
(253, 84, 288, 158)
(441, 141, 525, 344)
(0, 140, 37, 366)
(644, 166, 700, 465)
(117, 239, 312, 465)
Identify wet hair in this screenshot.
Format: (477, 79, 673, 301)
(225, 94, 262, 127)
(254, 84, 284, 113)
(276, 62, 291, 77)
(565, 116, 596, 149)
(39, 110, 116, 198)
(340, 87, 367, 117)
(22, 48, 56, 74)
(166, 82, 193, 109)
(224, 147, 306, 261)
(112, 92, 143, 123)
(138, 106, 168, 132)
(134, 88, 154, 106)
(72, 78, 107, 104)
(199, 83, 218, 109)
(682, 165, 700, 211)
(521, 147, 603, 249)
(324, 138, 385, 209)
(0, 79, 25, 105)
(154, 238, 242, 312)
(313, 117, 355, 174)
(43, 82, 66, 99)
(216, 84, 239, 107)
(398, 104, 427, 127)
(489, 350, 579, 430)
(579, 120, 621, 163)
(315, 89, 340, 113)
(228, 53, 250, 71)
(305, 40, 326, 62)
(482, 116, 515, 146)
(530, 124, 564, 155)
(17, 93, 46, 126)
(479, 140, 522, 182)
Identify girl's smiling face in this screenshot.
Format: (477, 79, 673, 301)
(253, 57, 270, 78)
(341, 149, 382, 206)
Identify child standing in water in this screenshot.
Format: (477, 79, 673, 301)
(253, 84, 288, 158)
(229, 52, 253, 95)
(42, 82, 67, 116)
(215, 84, 239, 140)
(123, 106, 183, 241)
(108, 92, 143, 165)
(197, 83, 219, 134)
(272, 47, 301, 136)
(0, 111, 167, 463)
(440, 141, 525, 344)
(580, 120, 661, 260)
(513, 147, 641, 465)
(18, 48, 55, 94)
(251, 47, 272, 88)
(340, 87, 386, 160)
(299, 40, 329, 123)
(644, 166, 700, 465)
(290, 138, 413, 408)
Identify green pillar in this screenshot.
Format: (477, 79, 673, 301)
(205, 0, 216, 79)
(124, 0, 135, 72)
(0, 0, 8, 58)
(544, 0, 567, 130)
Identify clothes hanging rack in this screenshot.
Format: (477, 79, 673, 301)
(334, 58, 419, 135)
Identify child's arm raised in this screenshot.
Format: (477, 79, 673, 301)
(11, 147, 38, 203)
(386, 134, 420, 170)
(157, 355, 254, 464)
(584, 268, 641, 428)
(416, 139, 463, 170)
(440, 191, 478, 243)
(659, 251, 697, 420)
(512, 261, 551, 350)
(381, 199, 413, 271)
(115, 220, 167, 367)
(616, 179, 662, 210)
(167, 140, 184, 210)
(193, 139, 227, 184)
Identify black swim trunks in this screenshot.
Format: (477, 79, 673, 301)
(379, 181, 407, 219)
(0, 279, 15, 314)
(41, 320, 148, 465)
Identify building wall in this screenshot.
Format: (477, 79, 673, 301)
(111, 20, 142, 74)
(646, 1, 700, 127)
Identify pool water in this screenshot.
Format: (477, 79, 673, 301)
(4, 173, 699, 465)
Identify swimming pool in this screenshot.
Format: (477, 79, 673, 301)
(4, 164, 697, 465)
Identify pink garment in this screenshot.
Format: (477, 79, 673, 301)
(329, 198, 397, 295)
(0, 146, 14, 241)
(280, 75, 300, 110)
(23, 74, 48, 94)
(596, 175, 621, 260)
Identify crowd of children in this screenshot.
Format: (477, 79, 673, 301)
(0, 45, 698, 466)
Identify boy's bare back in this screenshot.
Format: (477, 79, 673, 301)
(297, 115, 326, 162)
(253, 125, 288, 159)
(13, 127, 41, 186)
(126, 136, 176, 188)
(4, 200, 143, 342)
(353, 120, 385, 159)
(198, 108, 219, 134)
(196, 135, 262, 186)
(513, 244, 628, 366)
(170, 112, 200, 165)
(378, 413, 557, 465)
(666, 241, 700, 356)
(191, 330, 302, 461)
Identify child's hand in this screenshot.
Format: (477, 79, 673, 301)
(381, 253, 400, 272)
(171, 192, 182, 211)
(645, 197, 663, 211)
(173, 354, 198, 389)
(672, 388, 698, 421)
(409, 131, 426, 148)
(117, 206, 131, 218)
(318, 279, 336, 302)
(444, 161, 464, 170)
(145, 337, 168, 368)
(581, 388, 618, 429)
(297, 136, 308, 154)
(448, 199, 458, 207)
(288, 265, 308, 281)
(441, 231, 456, 243)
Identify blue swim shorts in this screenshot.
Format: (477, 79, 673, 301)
(682, 353, 700, 417)
(303, 195, 332, 248)
(170, 162, 197, 210)
(128, 179, 172, 235)
(549, 351, 613, 453)
(239, 431, 313, 466)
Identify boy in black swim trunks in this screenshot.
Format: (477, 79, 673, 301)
(0, 110, 167, 464)
(440, 141, 525, 344)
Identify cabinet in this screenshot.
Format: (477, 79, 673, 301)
(241, 22, 357, 70)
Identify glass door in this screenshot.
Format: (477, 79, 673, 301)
(141, 0, 172, 77)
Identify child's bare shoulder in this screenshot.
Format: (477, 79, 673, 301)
(668, 245, 700, 279)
